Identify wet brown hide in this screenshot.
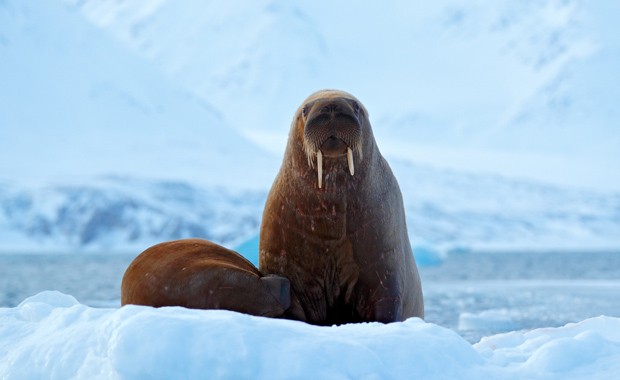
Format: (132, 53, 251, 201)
(121, 238, 305, 319)
(259, 89, 424, 325)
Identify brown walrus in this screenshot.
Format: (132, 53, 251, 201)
(121, 238, 305, 320)
(259, 89, 424, 324)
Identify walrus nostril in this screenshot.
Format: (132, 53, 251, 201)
(320, 104, 340, 113)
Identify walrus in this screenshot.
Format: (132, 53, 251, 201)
(121, 238, 305, 320)
(259, 89, 424, 324)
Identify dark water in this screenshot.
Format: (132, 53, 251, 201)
(420, 251, 620, 342)
(1, 251, 619, 343)
(0, 254, 134, 308)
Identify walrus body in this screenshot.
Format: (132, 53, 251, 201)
(121, 238, 305, 319)
(259, 89, 424, 324)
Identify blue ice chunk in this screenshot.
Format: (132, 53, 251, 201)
(234, 234, 259, 266)
(413, 245, 443, 267)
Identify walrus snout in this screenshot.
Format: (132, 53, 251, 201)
(303, 97, 363, 188)
(303, 98, 361, 147)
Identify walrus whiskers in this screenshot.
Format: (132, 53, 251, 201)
(347, 147, 354, 176)
(317, 150, 323, 188)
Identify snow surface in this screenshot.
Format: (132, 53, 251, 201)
(1, 291, 619, 379)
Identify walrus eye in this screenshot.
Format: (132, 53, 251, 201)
(353, 102, 360, 115)
(302, 105, 309, 118)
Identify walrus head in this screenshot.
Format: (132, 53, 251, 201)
(294, 90, 367, 189)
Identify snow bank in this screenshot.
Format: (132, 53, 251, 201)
(1, 291, 619, 379)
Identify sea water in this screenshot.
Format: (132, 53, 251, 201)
(421, 251, 620, 342)
(1, 251, 618, 343)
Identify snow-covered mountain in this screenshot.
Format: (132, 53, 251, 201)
(0, 178, 266, 252)
(1, 0, 618, 253)
(66, 0, 620, 191)
(391, 160, 620, 251)
(1, 166, 618, 253)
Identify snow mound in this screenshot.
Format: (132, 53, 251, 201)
(1, 291, 619, 379)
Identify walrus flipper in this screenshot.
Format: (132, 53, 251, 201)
(261, 275, 291, 310)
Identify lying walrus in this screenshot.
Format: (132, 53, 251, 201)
(121, 238, 305, 320)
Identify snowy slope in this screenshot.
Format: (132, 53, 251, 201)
(63, 0, 326, 141)
(0, 0, 277, 189)
(1, 291, 619, 379)
(68, 0, 620, 190)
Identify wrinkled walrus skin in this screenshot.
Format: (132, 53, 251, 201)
(259, 89, 424, 325)
(121, 238, 306, 320)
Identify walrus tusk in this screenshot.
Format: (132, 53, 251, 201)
(347, 148, 354, 176)
(317, 150, 323, 189)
